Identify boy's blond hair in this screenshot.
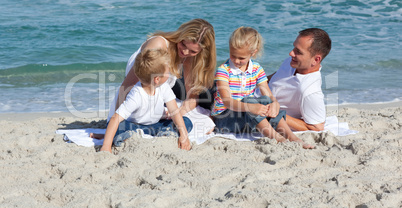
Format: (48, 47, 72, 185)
(229, 26, 264, 59)
(133, 49, 170, 84)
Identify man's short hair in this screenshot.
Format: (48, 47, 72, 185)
(299, 28, 331, 60)
(133, 49, 170, 84)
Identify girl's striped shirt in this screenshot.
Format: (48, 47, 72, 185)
(212, 59, 267, 116)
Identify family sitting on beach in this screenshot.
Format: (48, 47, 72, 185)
(96, 18, 332, 152)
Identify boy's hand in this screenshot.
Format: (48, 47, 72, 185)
(247, 103, 268, 117)
(100, 145, 112, 153)
(178, 137, 192, 151)
(266, 101, 280, 118)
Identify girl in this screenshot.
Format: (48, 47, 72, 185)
(211, 27, 314, 149)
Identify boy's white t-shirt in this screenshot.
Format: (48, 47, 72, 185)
(116, 82, 176, 125)
(268, 57, 326, 125)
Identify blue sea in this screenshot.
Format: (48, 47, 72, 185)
(1, 0, 401, 114)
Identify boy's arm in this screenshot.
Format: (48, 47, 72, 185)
(165, 99, 191, 151)
(257, 81, 280, 118)
(100, 113, 124, 153)
(216, 80, 268, 116)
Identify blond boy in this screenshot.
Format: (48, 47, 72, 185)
(100, 49, 192, 152)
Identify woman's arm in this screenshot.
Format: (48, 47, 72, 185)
(177, 57, 199, 115)
(178, 92, 198, 116)
(115, 69, 138, 110)
(115, 37, 169, 110)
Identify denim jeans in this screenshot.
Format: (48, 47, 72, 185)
(213, 96, 286, 134)
(112, 117, 193, 146)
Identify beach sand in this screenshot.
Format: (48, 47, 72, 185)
(0, 102, 401, 207)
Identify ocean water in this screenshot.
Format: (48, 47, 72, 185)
(0, 0, 401, 114)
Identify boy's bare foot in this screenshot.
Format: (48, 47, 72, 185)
(90, 133, 105, 140)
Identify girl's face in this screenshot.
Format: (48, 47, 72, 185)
(229, 46, 254, 71)
(177, 40, 201, 58)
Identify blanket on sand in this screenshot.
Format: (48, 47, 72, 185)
(56, 115, 358, 147)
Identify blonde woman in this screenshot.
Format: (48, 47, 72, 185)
(107, 19, 217, 140)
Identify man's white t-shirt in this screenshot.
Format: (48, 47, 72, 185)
(268, 57, 325, 125)
(116, 82, 176, 125)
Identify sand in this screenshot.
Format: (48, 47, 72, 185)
(0, 102, 401, 207)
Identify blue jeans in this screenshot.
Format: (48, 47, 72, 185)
(213, 96, 286, 134)
(112, 117, 193, 146)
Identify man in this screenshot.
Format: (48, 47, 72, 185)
(268, 28, 331, 131)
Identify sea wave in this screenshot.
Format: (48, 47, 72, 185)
(1, 0, 401, 113)
(0, 62, 126, 87)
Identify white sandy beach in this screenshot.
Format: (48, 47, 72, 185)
(0, 102, 401, 207)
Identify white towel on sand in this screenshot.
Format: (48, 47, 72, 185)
(322, 115, 359, 136)
(56, 128, 106, 147)
(56, 115, 358, 147)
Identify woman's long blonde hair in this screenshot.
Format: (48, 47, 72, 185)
(151, 19, 216, 94)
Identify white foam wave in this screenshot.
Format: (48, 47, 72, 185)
(326, 98, 401, 107)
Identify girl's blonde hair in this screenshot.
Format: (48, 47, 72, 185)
(229, 26, 264, 59)
(133, 49, 170, 84)
(151, 19, 217, 94)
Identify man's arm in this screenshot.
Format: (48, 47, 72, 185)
(293, 91, 326, 131)
(285, 115, 324, 131)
